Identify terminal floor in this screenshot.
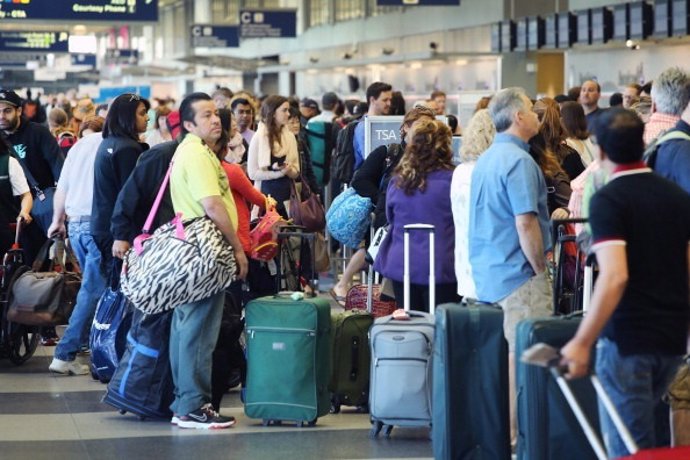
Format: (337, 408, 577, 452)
(0, 294, 434, 460)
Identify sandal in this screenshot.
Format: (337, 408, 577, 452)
(329, 288, 346, 306)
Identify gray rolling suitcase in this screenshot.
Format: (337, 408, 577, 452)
(369, 223, 435, 438)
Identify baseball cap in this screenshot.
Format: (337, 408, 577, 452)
(0, 90, 22, 108)
(300, 98, 320, 111)
(322, 92, 339, 107)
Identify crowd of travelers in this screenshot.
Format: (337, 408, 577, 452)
(0, 65, 689, 451)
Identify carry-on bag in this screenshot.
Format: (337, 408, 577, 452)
(244, 294, 331, 426)
(432, 302, 511, 460)
(345, 265, 396, 318)
(369, 223, 435, 438)
(102, 309, 174, 420)
(7, 238, 81, 326)
(522, 343, 690, 460)
(515, 315, 601, 460)
(90, 266, 133, 383)
(329, 308, 374, 414)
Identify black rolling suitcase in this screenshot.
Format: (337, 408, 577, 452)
(432, 302, 511, 460)
(515, 315, 601, 460)
(102, 309, 174, 420)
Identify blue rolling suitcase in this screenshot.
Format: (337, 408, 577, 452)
(515, 315, 601, 460)
(369, 224, 435, 438)
(102, 309, 174, 420)
(432, 302, 511, 460)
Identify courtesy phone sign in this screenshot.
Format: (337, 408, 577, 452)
(0, 0, 158, 21)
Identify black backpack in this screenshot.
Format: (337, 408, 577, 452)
(331, 120, 359, 184)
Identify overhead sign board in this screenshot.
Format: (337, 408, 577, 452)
(0, 0, 158, 22)
(96, 86, 151, 103)
(71, 53, 97, 68)
(240, 9, 297, 38)
(0, 31, 69, 53)
(376, 0, 460, 5)
(190, 25, 239, 48)
(104, 48, 139, 65)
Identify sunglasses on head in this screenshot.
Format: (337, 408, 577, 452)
(126, 93, 141, 102)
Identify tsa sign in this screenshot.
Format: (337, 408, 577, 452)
(239, 9, 297, 38)
(190, 25, 239, 48)
(376, 0, 459, 4)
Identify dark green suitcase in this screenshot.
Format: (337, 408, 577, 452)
(329, 310, 373, 413)
(244, 295, 331, 426)
(432, 302, 511, 460)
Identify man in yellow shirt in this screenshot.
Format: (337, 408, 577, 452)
(168, 92, 248, 430)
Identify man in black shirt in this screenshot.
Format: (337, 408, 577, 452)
(0, 89, 63, 262)
(562, 108, 690, 457)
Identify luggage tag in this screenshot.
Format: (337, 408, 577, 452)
(521, 343, 561, 368)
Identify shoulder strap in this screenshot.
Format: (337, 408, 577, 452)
(644, 130, 690, 168)
(10, 149, 42, 194)
(142, 158, 174, 235)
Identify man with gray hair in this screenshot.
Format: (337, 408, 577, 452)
(644, 67, 690, 145)
(468, 87, 552, 445)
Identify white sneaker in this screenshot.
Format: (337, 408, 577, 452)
(49, 358, 89, 375)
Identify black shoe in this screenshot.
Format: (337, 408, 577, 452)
(177, 403, 236, 429)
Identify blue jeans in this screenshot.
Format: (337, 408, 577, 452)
(595, 338, 682, 459)
(169, 291, 224, 415)
(54, 221, 108, 361)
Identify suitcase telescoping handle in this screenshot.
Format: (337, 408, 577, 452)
(550, 366, 639, 459)
(403, 223, 435, 315)
(522, 342, 639, 459)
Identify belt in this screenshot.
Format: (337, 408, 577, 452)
(69, 216, 90, 223)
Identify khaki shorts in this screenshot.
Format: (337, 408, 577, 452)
(497, 271, 552, 352)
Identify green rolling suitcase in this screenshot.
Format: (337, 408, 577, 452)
(329, 309, 373, 413)
(244, 294, 332, 426)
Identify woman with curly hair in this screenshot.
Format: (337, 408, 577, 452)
(450, 109, 496, 300)
(373, 118, 459, 311)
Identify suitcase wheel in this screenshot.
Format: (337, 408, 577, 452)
(119, 410, 126, 415)
(261, 419, 282, 427)
(138, 416, 146, 421)
(383, 425, 393, 438)
(308, 419, 317, 427)
(90, 369, 99, 381)
(330, 396, 341, 414)
(369, 420, 384, 439)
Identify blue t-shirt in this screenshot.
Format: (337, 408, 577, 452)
(468, 133, 551, 303)
(353, 117, 366, 171)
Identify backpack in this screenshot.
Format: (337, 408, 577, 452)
(331, 121, 359, 184)
(305, 121, 333, 186)
(249, 208, 286, 262)
(643, 130, 690, 169)
(57, 131, 77, 156)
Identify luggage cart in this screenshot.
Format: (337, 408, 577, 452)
(0, 218, 40, 364)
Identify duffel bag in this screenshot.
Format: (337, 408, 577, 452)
(7, 238, 80, 326)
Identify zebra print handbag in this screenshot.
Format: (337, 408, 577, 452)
(119, 159, 237, 315)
